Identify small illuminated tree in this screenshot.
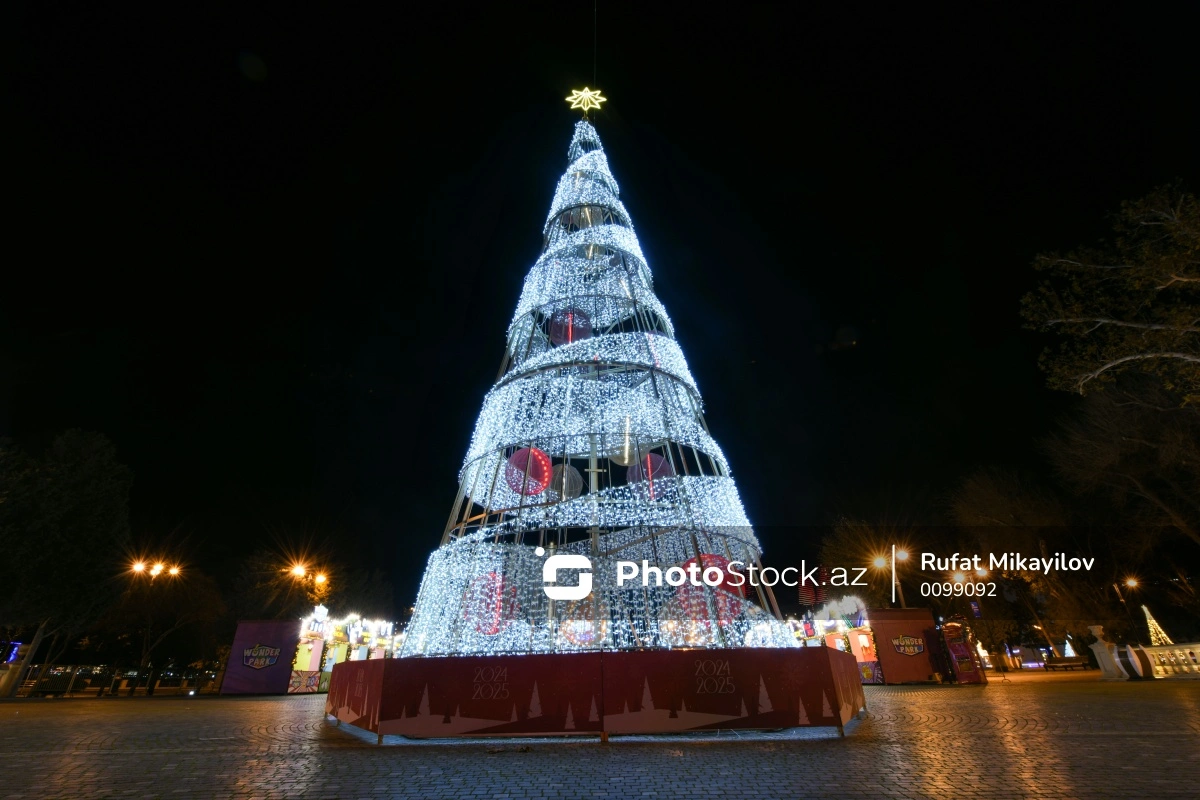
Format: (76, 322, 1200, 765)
(1142, 605, 1174, 646)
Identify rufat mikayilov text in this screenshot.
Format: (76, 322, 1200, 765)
(922, 552, 1096, 574)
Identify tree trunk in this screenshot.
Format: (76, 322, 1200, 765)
(31, 632, 61, 692)
(1, 621, 47, 697)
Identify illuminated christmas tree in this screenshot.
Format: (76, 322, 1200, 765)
(400, 98, 792, 656)
(1142, 605, 1174, 646)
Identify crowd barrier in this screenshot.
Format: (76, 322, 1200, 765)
(326, 646, 866, 740)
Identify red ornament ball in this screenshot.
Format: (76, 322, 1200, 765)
(681, 554, 746, 598)
(626, 452, 674, 484)
(464, 571, 516, 636)
(549, 307, 592, 346)
(676, 554, 744, 626)
(505, 447, 553, 495)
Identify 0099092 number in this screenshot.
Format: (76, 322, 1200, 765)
(920, 581, 996, 597)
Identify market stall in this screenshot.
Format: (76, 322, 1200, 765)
(289, 605, 404, 694)
(791, 598, 943, 685)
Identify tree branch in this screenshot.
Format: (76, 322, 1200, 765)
(1157, 275, 1200, 289)
(1074, 352, 1200, 391)
(1044, 258, 1138, 270)
(1045, 318, 1200, 333)
(1121, 473, 1200, 546)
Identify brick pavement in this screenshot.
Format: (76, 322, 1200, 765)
(2, 672, 1198, 799)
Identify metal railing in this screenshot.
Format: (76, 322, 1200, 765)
(11, 665, 220, 697)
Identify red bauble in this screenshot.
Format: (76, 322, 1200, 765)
(626, 452, 674, 484)
(549, 307, 592, 346)
(627, 452, 674, 500)
(505, 447, 553, 496)
(681, 554, 746, 598)
(464, 571, 516, 636)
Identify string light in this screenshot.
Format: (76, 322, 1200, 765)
(402, 120, 793, 657)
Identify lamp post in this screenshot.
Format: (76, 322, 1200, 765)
(1113, 578, 1140, 644)
(126, 559, 181, 696)
(872, 547, 909, 608)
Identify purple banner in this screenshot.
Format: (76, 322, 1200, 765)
(221, 620, 299, 695)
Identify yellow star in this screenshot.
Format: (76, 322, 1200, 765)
(566, 87, 607, 113)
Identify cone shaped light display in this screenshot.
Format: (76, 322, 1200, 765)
(401, 120, 794, 656)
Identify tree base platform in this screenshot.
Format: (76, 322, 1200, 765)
(325, 646, 866, 739)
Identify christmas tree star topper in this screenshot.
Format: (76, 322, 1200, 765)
(566, 87, 607, 113)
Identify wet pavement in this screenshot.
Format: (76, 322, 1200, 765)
(3, 670, 1198, 798)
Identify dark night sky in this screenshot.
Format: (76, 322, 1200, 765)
(4, 4, 1198, 607)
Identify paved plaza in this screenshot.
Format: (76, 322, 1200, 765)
(2, 671, 1198, 799)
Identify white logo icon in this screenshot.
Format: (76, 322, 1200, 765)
(536, 547, 592, 600)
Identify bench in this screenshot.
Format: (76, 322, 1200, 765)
(1044, 656, 1090, 671)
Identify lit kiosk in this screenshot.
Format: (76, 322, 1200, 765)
(327, 94, 865, 739)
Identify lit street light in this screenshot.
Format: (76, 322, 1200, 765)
(126, 558, 182, 696)
(286, 563, 331, 603)
(870, 547, 908, 608)
(1113, 580, 1140, 643)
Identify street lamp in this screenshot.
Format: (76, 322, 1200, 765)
(126, 558, 182, 696)
(870, 548, 908, 608)
(133, 560, 179, 582)
(1113, 580, 1140, 643)
(286, 563, 330, 604)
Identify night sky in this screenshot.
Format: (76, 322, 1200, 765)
(5, 4, 1198, 608)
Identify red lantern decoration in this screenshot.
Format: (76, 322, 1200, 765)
(505, 447, 553, 496)
(463, 571, 517, 636)
(676, 554, 745, 627)
(549, 307, 592, 346)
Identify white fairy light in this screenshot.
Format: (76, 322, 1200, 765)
(401, 119, 794, 658)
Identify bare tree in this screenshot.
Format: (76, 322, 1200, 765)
(1048, 385, 1200, 549)
(1022, 185, 1200, 398)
